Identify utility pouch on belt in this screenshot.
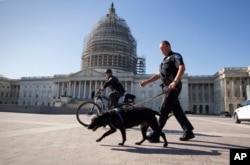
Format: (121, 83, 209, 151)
(160, 83, 169, 93)
(160, 81, 182, 91)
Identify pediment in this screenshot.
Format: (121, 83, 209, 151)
(69, 69, 104, 78)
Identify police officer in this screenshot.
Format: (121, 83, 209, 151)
(98, 68, 126, 108)
(139, 40, 195, 141)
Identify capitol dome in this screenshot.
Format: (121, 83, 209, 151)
(81, 3, 138, 73)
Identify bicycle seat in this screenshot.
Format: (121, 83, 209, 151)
(123, 94, 136, 103)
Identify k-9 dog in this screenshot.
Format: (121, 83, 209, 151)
(88, 107, 168, 147)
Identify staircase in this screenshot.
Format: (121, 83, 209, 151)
(65, 99, 90, 109)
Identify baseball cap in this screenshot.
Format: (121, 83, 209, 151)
(104, 68, 112, 73)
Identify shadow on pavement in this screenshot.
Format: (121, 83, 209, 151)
(108, 145, 221, 155)
(101, 134, 247, 155)
(178, 139, 249, 150)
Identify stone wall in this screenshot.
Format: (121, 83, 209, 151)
(0, 105, 77, 114)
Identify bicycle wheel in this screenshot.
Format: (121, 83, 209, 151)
(76, 101, 101, 127)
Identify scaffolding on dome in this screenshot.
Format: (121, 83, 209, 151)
(81, 3, 140, 74)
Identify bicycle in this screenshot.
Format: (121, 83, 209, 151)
(76, 91, 135, 127)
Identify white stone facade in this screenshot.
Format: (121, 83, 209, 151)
(1, 67, 250, 115)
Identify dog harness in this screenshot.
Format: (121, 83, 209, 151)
(109, 108, 124, 130)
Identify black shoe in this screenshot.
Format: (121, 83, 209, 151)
(149, 137, 160, 143)
(180, 131, 195, 141)
(147, 132, 160, 143)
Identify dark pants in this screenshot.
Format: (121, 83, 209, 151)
(109, 91, 123, 108)
(159, 83, 194, 132)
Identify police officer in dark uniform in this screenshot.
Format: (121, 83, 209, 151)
(98, 68, 126, 108)
(139, 40, 195, 141)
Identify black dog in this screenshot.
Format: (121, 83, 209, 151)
(88, 107, 168, 147)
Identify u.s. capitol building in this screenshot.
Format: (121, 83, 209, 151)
(1, 4, 250, 115)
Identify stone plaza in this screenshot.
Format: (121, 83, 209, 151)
(0, 112, 249, 165)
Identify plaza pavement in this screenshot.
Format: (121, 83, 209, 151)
(0, 112, 249, 165)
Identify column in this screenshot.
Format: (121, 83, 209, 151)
(223, 78, 227, 112)
(73, 81, 76, 98)
(89, 81, 92, 98)
(232, 78, 235, 98)
(62, 82, 65, 96)
(78, 81, 81, 99)
(55, 82, 60, 98)
(131, 81, 134, 94)
(196, 84, 198, 102)
(95, 80, 98, 91)
(83, 81, 87, 99)
(208, 84, 210, 102)
(239, 78, 243, 97)
(124, 81, 128, 93)
(66, 82, 69, 96)
(190, 84, 193, 101)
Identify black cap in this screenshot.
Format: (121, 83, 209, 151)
(104, 68, 112, 73)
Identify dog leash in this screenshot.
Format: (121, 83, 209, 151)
(129, 88, 170, 108)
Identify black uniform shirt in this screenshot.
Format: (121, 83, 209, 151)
(103, 75, 125, 94)
(160, 51, 185, 85)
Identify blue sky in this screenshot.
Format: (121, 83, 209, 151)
(0, 0, 249, 79)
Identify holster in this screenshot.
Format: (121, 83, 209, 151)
(160, 83, 169, 92)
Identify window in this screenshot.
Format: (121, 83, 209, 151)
(205, 105, 209, 114)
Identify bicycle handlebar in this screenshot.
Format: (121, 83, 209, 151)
(94, 91, 110, 101)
